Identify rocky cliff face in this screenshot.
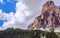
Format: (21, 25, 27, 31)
(28, 1, 60, 31)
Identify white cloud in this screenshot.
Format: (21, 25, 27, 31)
(0, 0, 3, 3)
(0, 0, 34, 30)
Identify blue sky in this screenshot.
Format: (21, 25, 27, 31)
(0, 0, 17, 13)
(0, 0, 17, 26)
(0, 20, 4, 26)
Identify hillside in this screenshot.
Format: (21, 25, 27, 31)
(0, 28, 59, 38)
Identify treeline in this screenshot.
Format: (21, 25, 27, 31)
(0, 28, 59, 38)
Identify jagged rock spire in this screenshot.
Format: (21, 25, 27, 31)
(28, 1, 60, 31)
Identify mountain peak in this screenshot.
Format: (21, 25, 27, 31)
(28, 1, 60, 32)
(43, 1, 54, 7)
(42, 1, 56, 14)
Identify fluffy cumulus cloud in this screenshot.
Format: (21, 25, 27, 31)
(0, 0, 3, 3)
(2, 1, 30, 29)
(0, 0, 60, 30)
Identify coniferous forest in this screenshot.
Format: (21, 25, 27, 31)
(0, 28, 60, 38)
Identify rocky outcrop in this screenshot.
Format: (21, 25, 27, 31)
(28, 1, 60, 31)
